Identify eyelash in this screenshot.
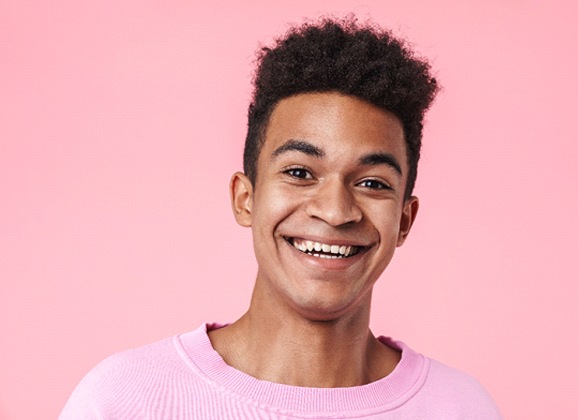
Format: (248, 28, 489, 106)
(357, 179, 391, 190)
(284, 166, 313, 179)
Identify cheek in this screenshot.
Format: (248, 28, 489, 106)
(253, 185, 303, 234)
(368, 204, 403, 241)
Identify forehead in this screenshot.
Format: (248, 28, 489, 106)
(260, 92, 406, 167)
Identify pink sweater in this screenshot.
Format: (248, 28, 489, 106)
(60, 324, 501, 419)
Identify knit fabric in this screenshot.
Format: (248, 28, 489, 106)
(60, 324, 501, 419)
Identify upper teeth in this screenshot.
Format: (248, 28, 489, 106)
(291, 239, 357, 257)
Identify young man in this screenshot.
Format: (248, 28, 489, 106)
(61, 18, 501, 419)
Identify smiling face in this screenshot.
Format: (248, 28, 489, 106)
(231, 92, 418, 321)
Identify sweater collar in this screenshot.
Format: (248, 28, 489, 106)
(175, 323, 429, 416)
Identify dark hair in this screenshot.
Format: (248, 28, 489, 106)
(243, 17, 439, 200)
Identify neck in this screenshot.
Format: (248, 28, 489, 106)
(208, 281, 400, 387)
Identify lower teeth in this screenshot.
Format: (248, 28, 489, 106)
(308, 252, 343, 259)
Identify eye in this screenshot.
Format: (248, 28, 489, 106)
(358, 179, 390, 190)
(284, 167, 312, 179)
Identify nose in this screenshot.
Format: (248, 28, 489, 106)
(305, 179, 362, 226)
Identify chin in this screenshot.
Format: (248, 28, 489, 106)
(289, 291, 369, 322)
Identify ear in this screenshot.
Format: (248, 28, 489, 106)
(396, 196, 419, 247)
(230, 172, 254, 227)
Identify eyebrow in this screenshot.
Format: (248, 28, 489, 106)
(271, 139, 324, 160)
(359, 153, 403, 176)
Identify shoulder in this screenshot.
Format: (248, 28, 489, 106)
(59, 335, 185, 419)
(426, 358, 494, 392)
(418, 357, 502, 419)
(80, 335, 180, 386)
(381, 338, 501, 419)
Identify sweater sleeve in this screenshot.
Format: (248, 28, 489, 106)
(59, 376, 101, 420)
(58, 338, 178, 419)
(420, 359, 502, 419)
(58, 353, 124, 420)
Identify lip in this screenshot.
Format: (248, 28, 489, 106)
(282, 236, 370, 271)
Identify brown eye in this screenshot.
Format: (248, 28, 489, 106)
(358, 179, 389, 190)
(285, 168, 312, 179)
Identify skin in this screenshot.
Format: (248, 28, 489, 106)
(209, 92, 419, 388)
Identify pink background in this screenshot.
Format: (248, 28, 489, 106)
(1, 1, 577, 418)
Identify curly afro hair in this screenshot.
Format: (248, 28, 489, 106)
(243, 17, 439, 200)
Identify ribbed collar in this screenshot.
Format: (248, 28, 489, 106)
(175, 323, 429, 416)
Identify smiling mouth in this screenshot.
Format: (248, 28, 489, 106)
(285, 237, 363, 259)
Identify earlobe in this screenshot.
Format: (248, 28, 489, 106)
(230, 172, 254, 227)
(397, 196, 419, 247)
